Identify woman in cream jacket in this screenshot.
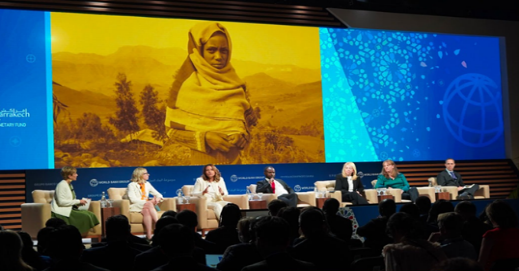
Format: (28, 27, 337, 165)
(51, 166, 99, 235)
(192, 164, 229, 218)
(127, 167, 162, 240)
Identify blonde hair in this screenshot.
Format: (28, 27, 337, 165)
(61, 166, 77, 180)
(0, 230, 33, 271)
(130, 167, 148, 184)
(380, 159, 399, 179)
(201, 164, 221, 182)
(341, 162, 358, 180)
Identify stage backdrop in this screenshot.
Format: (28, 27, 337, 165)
(0, 8, 506, 171)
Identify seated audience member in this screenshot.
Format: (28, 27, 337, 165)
(322, 198, 353, 243)
(135, 216, 206, 271)
(357, 199, 396, 253)
(431, 258, 483, 271)
(0, 230, 34, 271)
(36, 227, 54, 257)
(291, 207, 350, 271)
(277, 206, 301, 245)
(161, 210, 177, 218)
(44, 218, 66, 229)
(242, 216, 315, 271)
(334, 162, 369, 205)
(479, 200, 519, 271)
(416, 196, 432, 224)
(18, 231, 50, 271)
(427, 199, 454, 225)
(436, 159, 479, 199)
(206, 203, 242, 253)
(383, 212, 447, 271)
(267, 199, 288, 217)
(45, 225, 108, 271)
(257, 166, 298, 207)
(176, 210, 218, 254)
(375, 159, 419, 202)
(454, 201, 492, 253)
(81, 215, 143, 271)
(431, 212, 477, 260)
(399, 203, 421, 219)
(151, 224, 215, 271)
(217, 217, 263, 271)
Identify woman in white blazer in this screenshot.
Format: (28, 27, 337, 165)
(127, 167, 163, 240)
(50, 166, 99, 235)
(192, 164, 229, 218)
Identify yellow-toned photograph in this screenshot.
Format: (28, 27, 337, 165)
(51, 12, 324, 167)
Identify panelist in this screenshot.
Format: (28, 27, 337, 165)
(436, 158, 479, 199)
(192, 164, 230, 219)
(375, 159, 419, 202)
(334, 162, 368, 205)
(127, 167, 163, 240)
(256, 166, 297, 207)
(51, 166, 99, 236)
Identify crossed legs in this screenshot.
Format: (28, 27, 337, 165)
(141, 201, 159, 240)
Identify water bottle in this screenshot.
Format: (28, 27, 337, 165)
(101, 191, 107, 208)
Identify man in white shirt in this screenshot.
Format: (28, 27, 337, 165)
(436, 158, 479, 199)
(256, 166, 298, 207)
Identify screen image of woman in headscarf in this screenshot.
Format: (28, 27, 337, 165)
(164, 22, 258, 165)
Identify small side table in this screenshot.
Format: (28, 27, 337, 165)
(249, 200, 267, 210)
(177, 203, 196, 213)
(101, 207, 121, 236)
(436, 192, 451, 201)
(316, 197, 330, 208)
(378, 195, 394, 202)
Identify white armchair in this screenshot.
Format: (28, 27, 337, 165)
(180, 185, 248, 233)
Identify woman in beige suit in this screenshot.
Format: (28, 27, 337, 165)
(127, 167, 163, 240)
(50, 166, 99, 236)
(192, 164, 229, 218)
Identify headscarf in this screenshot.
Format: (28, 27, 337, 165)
(168, 22, 250, 133)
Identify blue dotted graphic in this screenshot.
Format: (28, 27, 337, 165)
(321, 28, 504, 162)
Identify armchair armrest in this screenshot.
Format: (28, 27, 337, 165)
(21, 203, 51, 238)
(179, 196, 209, 230)
(296, 192, 316, 207)
(88, 201, 102, 235)
(363, 189, 378, 204)
(223, 195, 248, 209)
(441, 186, 459, 200)
(158, 198, 176, 212)
(386, 189, 402, 202)
(416, 187, 435, 203)
(111, 199, 130, 217)
(329, 191, 342, 202)
(475, 185, 490, 199)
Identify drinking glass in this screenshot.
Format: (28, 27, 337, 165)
(184, 196, 190, 204)
(257, 192, 263, 201)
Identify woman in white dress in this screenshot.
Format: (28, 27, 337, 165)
(192, 164, 229, 218)
(127, 167, 163, 240)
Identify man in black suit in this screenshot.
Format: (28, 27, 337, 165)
(436, 158, 479, 199)
(256, 166, 298, 207)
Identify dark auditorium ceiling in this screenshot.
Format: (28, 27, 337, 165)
(0, 0, 517, 28)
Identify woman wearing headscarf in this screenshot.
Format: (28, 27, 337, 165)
(164, 22, 258, 165)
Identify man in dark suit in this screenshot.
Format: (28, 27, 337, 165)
(242, 216, 315, 271)
(436, 158, 479, 199)
(256, 166, 298, 207)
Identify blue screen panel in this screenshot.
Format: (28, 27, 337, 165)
(321, 28, 504, 162)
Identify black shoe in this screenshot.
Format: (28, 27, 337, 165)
(457, 192, 471, 200)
